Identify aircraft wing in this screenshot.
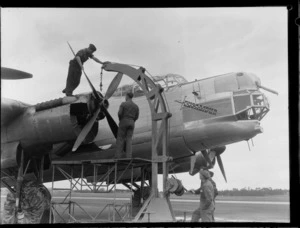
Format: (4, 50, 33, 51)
(1, 67, 33, 126)
(1, 98, 31, 127)
(1, 67, 33, 80)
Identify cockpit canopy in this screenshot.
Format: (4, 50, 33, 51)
(110, 73, 188, 97)
(152, 74, 188, 90)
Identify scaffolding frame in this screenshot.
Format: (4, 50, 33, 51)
(50, 158, 152, 223)
(103, 63, 175, 222)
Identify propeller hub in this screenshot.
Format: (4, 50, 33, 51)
(212, 146, 226, 156)
(101, 99, 109, 109)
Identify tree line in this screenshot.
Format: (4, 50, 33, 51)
(217, 187, 289, 196)
(72, 187, 289, 196)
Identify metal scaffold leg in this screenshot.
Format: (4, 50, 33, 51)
(49, 158, 152, 223)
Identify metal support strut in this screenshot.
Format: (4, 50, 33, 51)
(102, 63, 175, 222)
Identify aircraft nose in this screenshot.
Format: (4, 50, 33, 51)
(254, 124, 263, 134)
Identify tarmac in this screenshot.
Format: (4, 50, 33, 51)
(0, 190, 289, 223)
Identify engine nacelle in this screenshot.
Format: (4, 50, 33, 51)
(1, 142, 22, 169)
(189, 151, 208, 175)
(189, 149, 221, 175)
(3, 94, 99, 148)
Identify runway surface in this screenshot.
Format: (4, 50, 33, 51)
(0, 189, 289, 223)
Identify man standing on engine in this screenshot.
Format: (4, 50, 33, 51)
(62, 44, 106, 96)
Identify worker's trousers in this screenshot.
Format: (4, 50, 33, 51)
(115, 118, 135, 158)
(191, 206, 214, 222)
(63, 61, 82, 96)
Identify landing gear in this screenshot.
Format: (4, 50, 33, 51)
(15, 150, 25, 224)
(2, 153, 52, 224)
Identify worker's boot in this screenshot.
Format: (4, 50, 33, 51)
(63, 89, 74, 97)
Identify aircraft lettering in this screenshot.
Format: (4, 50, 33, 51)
(175, 100, 217, 115)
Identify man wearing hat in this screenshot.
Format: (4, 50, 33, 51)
(115, 91, 139, 159)
(63, 44, 106, 96)
(191, 169, 214, 222)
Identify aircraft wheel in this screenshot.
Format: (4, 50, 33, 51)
(2, 180, 52, 224)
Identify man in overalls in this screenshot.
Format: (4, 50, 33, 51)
(191, 169, 214, 222)
(62, 44, 105, 96)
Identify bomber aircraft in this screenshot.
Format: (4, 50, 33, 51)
(1, 62, 277, 222)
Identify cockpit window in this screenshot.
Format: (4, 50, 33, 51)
(111, 83, 145, 98)
(233, 94, 251, 113)
(153, 74, 188, 91)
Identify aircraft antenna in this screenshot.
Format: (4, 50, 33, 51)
(247, 140, 251, 151)
(251, 138, 254, 147)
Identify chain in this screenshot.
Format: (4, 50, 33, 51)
(100, 67, 103, 91)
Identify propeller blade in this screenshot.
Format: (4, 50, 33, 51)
(189, 154, 198, 175)
(216, 155, 227, 182)
(105, 72, 123, 100)
(72, 107, 101, 152)
(201, 150, 213, 168)
(1, 67, 32, 80)
(101, 107, 118, 138)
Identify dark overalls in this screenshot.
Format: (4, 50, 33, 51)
(191, 179, 214, 222)
(115, 100, 139, 158)
(63, 49, 93, 96)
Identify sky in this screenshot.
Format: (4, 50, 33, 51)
(1, 7, 289, 191)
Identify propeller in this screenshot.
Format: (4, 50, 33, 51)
(72, 108, 101, 151)
(213, 146, 227, 182)
(104, 72, 123, 100)
(101, 105, 118, 138)
(190, 146, 227, 182)
(216, 154, 227, 182)
(1, 67, 33, 80)
(201, 150, 214, 168)
(67, 42, 120, 152)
